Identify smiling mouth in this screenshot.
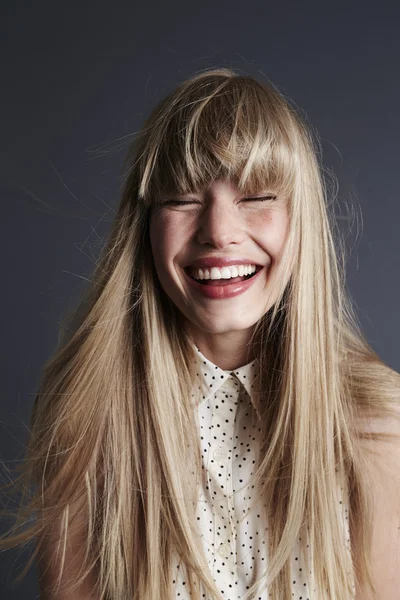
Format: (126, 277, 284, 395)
(185, 265, 263, 285)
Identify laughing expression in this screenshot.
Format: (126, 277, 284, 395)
(149, 179, 289, 340)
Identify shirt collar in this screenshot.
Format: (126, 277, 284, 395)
(190, 342, 259, 415)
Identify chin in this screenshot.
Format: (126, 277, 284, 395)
(192, 318, 259, 335)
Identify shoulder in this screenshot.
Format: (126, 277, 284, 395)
(355, 403, 400, 599)
(358, 399, 400, 497)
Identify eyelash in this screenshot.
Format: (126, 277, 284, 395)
(164, 195, 277, 206)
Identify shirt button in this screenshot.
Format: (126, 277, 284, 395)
(213, 447, 227, 460)
(218, 541, 231, 557)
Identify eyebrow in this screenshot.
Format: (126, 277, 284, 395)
(158, 188, 278, 201)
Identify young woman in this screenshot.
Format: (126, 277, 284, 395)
(1, 67, 400, 600)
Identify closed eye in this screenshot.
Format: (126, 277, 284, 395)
(162, 199, 198, 206)
(161, 195, 277, 207)
(242, 195, 277, 202)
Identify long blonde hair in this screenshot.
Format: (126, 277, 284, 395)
(1, 67, 400, 600)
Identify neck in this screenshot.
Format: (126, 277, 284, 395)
(190, 328, 255, 370)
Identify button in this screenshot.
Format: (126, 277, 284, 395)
(218, 541, 231, 557)
(213, 447, 227, 460)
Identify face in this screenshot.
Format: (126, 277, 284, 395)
(149, 179, 289, 350)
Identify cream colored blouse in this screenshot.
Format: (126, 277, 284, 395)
(172, 344, 352, 599)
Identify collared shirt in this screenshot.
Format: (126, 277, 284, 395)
(173, 344, 351, 599)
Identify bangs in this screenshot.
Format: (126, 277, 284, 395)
(137, 72, 300, 206)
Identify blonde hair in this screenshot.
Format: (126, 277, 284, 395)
(1, 67, 400, 600)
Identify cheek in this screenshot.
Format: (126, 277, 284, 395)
(256, 211, 289, 256)
(149, 214, 179, 271)
(276, 215, 289, 252)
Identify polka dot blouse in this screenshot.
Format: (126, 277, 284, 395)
(172, 344, 352, 599)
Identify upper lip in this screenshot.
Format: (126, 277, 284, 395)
(184, 257, 263, 269)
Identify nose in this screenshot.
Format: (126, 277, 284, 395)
(196, 201, 246, 248)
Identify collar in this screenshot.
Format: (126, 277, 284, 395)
(190, 342, 260, 417)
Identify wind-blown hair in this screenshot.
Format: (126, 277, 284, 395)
(1, 68, 400, 600)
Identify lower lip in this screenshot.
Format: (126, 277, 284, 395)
(184, 267, 264, 299)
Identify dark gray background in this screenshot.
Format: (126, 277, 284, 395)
(1, 1, 399, 597)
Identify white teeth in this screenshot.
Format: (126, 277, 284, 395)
(220, 267, 232, 278)
(191, 264, 258, 280)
